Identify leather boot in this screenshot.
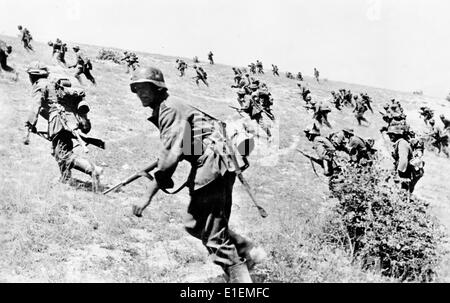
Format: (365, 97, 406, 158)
(228, 259, 252, 283)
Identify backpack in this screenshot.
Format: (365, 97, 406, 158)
(84, 58, 93, 70)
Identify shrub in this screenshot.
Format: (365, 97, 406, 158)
(97, 48, 122, 64)
(324, 159, 444, 282)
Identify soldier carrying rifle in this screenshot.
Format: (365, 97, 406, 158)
(24, 62, 104, 190)
(126, 66, 267, 283)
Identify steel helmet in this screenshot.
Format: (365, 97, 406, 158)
(130, 66, 167, 93)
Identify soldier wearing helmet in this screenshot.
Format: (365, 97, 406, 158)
(17, 25, 34, 51)
(304, 125, 336, 176)
(192, 65, 208, 87)
(69, 46, 96, 85)
(25, 61, 103, 189)
(387, 123, 422, 192)
(48, 38, 68, 67)
(129, 66, 266, 283)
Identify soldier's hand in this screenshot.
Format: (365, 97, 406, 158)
(26, 122, 37, 133)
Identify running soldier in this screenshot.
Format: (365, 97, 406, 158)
(193, 65, 209, 87)
(306, 100, 332, 128)
(303, 126, 337, 177)
(208, 51, 214, 64)
(24, 62, 103, 190)
(129, 66, 266, 283)
(121, 51, 140, 73)
(426, 119, 449, 157)
(360, 93, 374, 113)
(387, 123, 424, 193)
(256, 60, 264, 74)
(314, 68, 320, 83)
(296, 72, 303, 81)
(17, 25, 34, 51)
(69, 46, 96, 85)
(176, 59, 188, 77)
(248, 62, 256, 74)
(353, 96, 370, 126)
(48, 39, 68, 67)
(419, 107, 434, 126)
(271, 64, 279, 76)
(286, 72, 294, 79)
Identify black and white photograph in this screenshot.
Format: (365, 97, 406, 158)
(1, 0, 450, 290)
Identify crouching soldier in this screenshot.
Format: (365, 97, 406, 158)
(129, 66, 266, 283)
(386, 123, 423, 193)
(25, 62, 103, 190)
(304, 126, 337, 177)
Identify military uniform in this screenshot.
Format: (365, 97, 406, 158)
(25, 63, 102, 188)
(193, 66, 209, 87)
(271, 65, 279, 76)
(130, 67, 264, 282)
(208, 51, 214, 64)
(314, 68, 320, 83)
(70, 47, 96, 85)
(18, 26, 33, 51)
(353, 99, 369, 125)
(0, 44, 18, 80)
(50, 39, 68, 66)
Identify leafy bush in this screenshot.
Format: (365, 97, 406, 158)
(97, 48, 122, 64)
(324, 159, 444, 282)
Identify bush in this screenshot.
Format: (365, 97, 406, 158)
(324, 159, 444, 282)
(97, 48, 122, 64)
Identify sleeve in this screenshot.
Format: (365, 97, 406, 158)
(397, 140, 410, 173)
(27, 84, 46, 125)
(153, 105, 186, 189)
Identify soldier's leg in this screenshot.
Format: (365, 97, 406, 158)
(71, 157, 103, 192)
(74, 68, 84, 84)
(84, 69, 96, 85)
(202, 78, 209, 87)
(53, 132, 75, 182)
(184, 173, 252, 282)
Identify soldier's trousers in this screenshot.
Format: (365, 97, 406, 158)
(52, 131, 96, 180)
(75, 67, 96, 85)
(184, 172, 254, 273)
(0, 58, 15, 73)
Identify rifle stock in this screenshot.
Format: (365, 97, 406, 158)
(102, 161, 158, 195)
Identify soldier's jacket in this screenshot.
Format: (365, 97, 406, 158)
(21, 28, 32, 41)
(73, 52, 92, 70)
(148, 99, 248, 191)
(313, 136, 336, 161)
(392, 138, 413, 176)
(353, 100, 367, 115)
(27, 79, 89, 139)
(241, 95, 263, 118)
(347, 136, 369, 162)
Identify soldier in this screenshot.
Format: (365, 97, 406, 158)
(296, 72, 303, 81)
(309, 100, 332, 128)
(193, 56, 200, 63)
(0, 43, 19, 81)
(69, 46, 96, 85)
(240, 91, 273, 138)
(129, 66, 266, 283)
(121, 51, 140, 73)
(176, 59, 188, 77)
(304, 126, 336, 177)
(17, 25, 34, 51)
(256, 60, 264, 74)
(387, 123, 424, 193)
(331, 91, 342, 111)
(271, 64, 279, 76)
(193, 65, 209, 87)
(353, 97, 369, 126)
(427, 119, 449, 157)
(419, 107, 434, 126)
(24, 62, 103, 190)
(48, 39, 68, 67)
(314, 68, 320, 83)
(346, 132, 375, 164)
(208, 51, 214, 64)
(301, 86, 311, 103)
(232, 67, 243, 84)
(248, 63, 256, 74)
(360, 93, 374, 113)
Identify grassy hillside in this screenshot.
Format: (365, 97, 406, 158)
(1, 34, 450, 282)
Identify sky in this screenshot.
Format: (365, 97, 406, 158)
(1, 0, 450, 97)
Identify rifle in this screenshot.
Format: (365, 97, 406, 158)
(229, 105, 245, 117)
(103, 160, 158, 195)
(222, 124, 268, 218)
(297, 149, 324, 168)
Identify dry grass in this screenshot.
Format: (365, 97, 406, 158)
(1, 34, 450, 282)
